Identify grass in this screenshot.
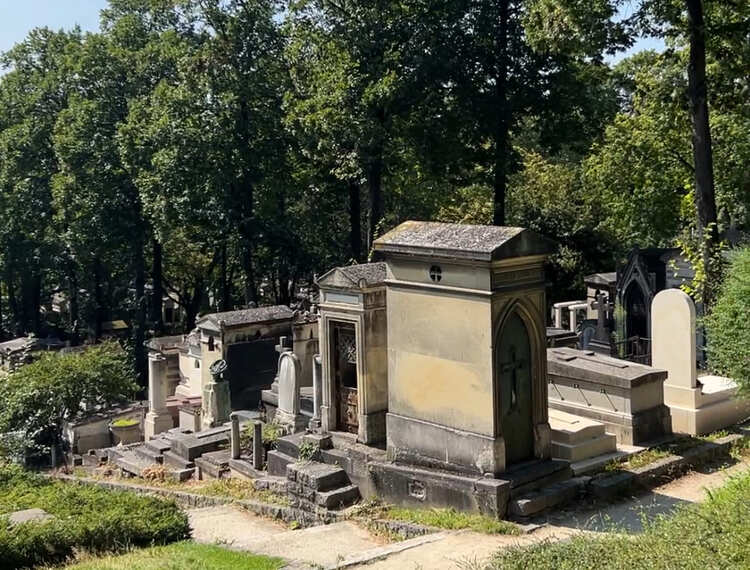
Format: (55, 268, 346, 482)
(604, 430, 743, 473)
(62, 541, 284, 570)
(351, 500, 519, 535)
(78, 466, 289, 506)
(484, 469, 750, 569)
(0, 463, 189, 568)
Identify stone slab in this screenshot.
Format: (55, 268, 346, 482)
(266, 450, 296, 477)
(7, 508, 54, 525)
(315, 484, 360, 509)
(549, 409, 606, 444)
(551, 433, 617, 463)
(286, 461, 348, 492)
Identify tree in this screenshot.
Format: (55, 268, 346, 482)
(0, 29, 82, 336)
(0, 341, 137, 462)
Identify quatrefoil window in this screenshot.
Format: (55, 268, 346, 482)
(429, 265, 442, 282)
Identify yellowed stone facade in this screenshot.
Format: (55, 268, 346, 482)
(374, 221, 554, 475)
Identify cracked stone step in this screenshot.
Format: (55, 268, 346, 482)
(315, 484, 360, 509)
(508, 476, 590, 518)
(286, 461, 349, 492)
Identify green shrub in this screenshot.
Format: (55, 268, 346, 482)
(0, 341, 137, 459)
(0, 463, 190, 568)
(705, 248, 750, 395)
(486, 470, 750, 569)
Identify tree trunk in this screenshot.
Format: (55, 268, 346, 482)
(133, 241, 147, 389)
(5, 265, 20, 336)
(68, 264, 79, 345)
(184, 280, 203, 332)
(220, 241, 230, 311)
(367, 153, 384, 249)
(93, 257, 104, 340)
(686, 0, 719, 305)
(151, 238, 164, 335)
(348, 180, 362, 262)
(492, 0, 510, 227)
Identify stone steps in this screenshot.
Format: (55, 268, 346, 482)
(163, 450, 195, 470)
(285, 460, 359, 511)
(195, 450, 231, 480)
(170, 431, 230, 461)
(112, 450, 154, 478)
(134, 445, 164, 464)
(508, 476, 590, 519)
(267, 450, 296, 476)
(551, 433, 618, 463)
(315, 484, 360, 509)
(275, 434, 304, 459)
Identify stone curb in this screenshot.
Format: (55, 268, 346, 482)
(364, 518, 438, 540)
(47, 474, 342, 527)
(589, 432, 746, 500)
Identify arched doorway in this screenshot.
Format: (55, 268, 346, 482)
(496, 311, 534, 465)
(624, 282, 649, 339)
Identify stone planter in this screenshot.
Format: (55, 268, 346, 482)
(109, 420, 142, 446)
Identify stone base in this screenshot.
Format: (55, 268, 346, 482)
(549, 401, 671, 445)
(387, 413, 507, 475)
(358, 410, 387, 445)
(202, 381, 231, 430)
(144, 411, 174, 441)
(369, 461, 511, 519)
(275, 409, 308, 434)
(665, 377, 750, 435)
(549, 410, 617, 463)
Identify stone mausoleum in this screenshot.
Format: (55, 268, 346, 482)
(373, 221, 555, 475)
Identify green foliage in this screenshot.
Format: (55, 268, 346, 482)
(64, 541, 284, 570)
(110, 418, 139, 428)
(705, 248, 750, 394)
(297, 440, 319, 462)
(0, 463, 190, 568)
(486, 469, 750, 569)
(261, 422, 282, 447)
(0, 341, 136, 457)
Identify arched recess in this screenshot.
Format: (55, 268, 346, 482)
(492, 297, 548, 465)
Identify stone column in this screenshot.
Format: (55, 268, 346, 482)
(230, 412, 241, 460)
(309, 354, 323, 432)
(144, 352, 173, 440)
(553, 305, 563, 329)
(253, 421, 264, 469)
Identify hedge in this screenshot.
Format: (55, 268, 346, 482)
(0, 464, 190, 569)
(705, 247, 750, 395)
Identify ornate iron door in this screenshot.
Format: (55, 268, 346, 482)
(333, 324, 358, 434)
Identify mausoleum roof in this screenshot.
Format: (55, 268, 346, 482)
(316, 262, 387, 290)
(373, 220, 554, 262)
(197, 305, 294, 331)
(584, 272, 617, 287)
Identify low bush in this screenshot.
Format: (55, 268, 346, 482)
(486, 470, 750, 569)
(0, 463, 189, 568)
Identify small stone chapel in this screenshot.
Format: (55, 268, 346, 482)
(372, 221, 556, 475)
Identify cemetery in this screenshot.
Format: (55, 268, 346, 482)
(1, 0, 749, 567)
(35, 220, 745, 531)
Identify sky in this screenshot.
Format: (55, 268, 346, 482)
(0, 0, 664, 62)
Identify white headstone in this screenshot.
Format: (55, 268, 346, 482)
(651, 288, 697, 389)
(277, 351, 302, 416)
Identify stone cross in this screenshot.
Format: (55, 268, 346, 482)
(591, 291, 613, 342)
(501, 347, 524, 409)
